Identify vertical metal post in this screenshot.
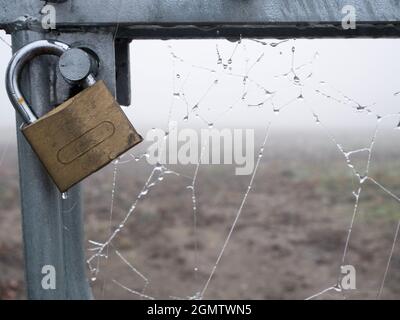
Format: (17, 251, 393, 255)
(12, 30, 91, 300)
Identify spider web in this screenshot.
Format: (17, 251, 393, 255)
(84, 38, 400, 300)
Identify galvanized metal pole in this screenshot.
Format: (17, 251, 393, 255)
(12, 30, 91, 300)
(2, 0, 400, 301)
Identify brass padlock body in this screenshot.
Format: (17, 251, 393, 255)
(23, 81, 143, 192)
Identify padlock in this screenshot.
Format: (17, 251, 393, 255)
(6, 40, 143, 192)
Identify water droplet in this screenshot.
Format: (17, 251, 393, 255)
(223, 64, 227, 69)
(252, 102, 264, 108)
(253, 40, 267, 45)
(297, 94, 304, 101)
(294, 75, 300, 82)
(291, 46, 296, 53)
(155, 162, 163, 171)
(61, 192, 68, 200)
(176, 74, 181, 78)
(183, 115, 189, 122)
(313, 114, 320, 124)
(158, 176, 164, 181)
(228, 58, 232, 64)
(214, 79, 219, 84)
(208, 123, 214, 129)
(91, 277, 97, 282)
(194, 267, 199, 272)
(333, 283, 342, 292)
(173, 92, 180, 98)
(217, 58, 222, 64)
(192, 104, 199, 112)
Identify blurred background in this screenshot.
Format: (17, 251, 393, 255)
(1, 31, 400, 299)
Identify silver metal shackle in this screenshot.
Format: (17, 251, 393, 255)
(5, 39, 71, 125)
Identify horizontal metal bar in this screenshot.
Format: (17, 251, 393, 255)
(1, 0, 399, 24)
(1, 0, 400, 38)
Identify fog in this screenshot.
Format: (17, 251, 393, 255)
(1, 30, 400, 141)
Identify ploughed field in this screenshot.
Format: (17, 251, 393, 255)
(1, 130, 400, 299)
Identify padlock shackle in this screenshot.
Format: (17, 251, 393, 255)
(6, 40, 71, 125)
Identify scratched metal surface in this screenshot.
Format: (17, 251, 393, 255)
(1, 0, 400, 38)
(12, 30, 92, 300)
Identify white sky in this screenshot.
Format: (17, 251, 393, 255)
(1, 30, 400, 141)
